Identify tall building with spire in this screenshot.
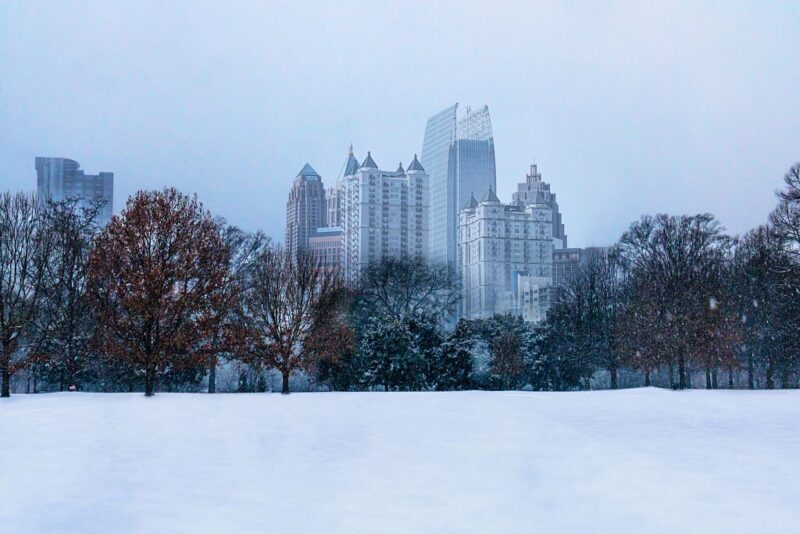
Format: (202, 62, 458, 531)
(512, 163, 568, 248)
(421, 104, 497, 267)
(285, 163, 327, 254)
(339, 150, 429, 279)
(35, 157, 114, 225)
(326, 145, 360, 227)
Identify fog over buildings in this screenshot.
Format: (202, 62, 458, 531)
(1, 2, 799, 247)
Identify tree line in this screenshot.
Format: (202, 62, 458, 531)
(1, 162, 798, 396)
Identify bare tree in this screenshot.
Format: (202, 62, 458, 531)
(618, 214, 732, 389)
(203, 223, 268, 393)
(733, 226, 798, 389)
(770, 163, 800, 263)
(0, 192, 51, 397)
(549, 249, 623, 389)
(356, 257, 459, 322)
(32, 198, 102, 390)
(238, 245, 342, 394)
(87, 188, 229, 396)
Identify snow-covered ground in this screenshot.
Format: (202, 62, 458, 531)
(1, 389, 798, 533)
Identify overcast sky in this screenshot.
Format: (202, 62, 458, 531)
(1, 1, 798, 247)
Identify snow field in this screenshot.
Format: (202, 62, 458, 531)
(0, 388, 798, 533)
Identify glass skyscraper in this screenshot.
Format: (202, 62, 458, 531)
(421, 104, 496, 266)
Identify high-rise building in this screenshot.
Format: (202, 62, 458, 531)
(285, 163, 327, 254)
(512, 163, 568, 249)
(326, 186, 342, 227)
(458, 187, 553, 321)
(339, 151, 428, 280)
(35, 157, 114, 225)
(422, 104, 496, 267)
(326, 146, 361, 228)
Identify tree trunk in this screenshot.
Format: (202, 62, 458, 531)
(281, 370, 290, 395)
(609, 367, 618, 389)
(208, 356, 217, 394)
(705, 367, 712, 389)
(728, 368, 734, 389)
(747, 352, 755, 389)
(669, 362, 675, 389)
(1, 355, 10, 398)
(144, 359, 156, 397)
(765, 362, 774, 390)
(644, 370, 651, 387)
(780, 369, 790, 390)
(678, 355, 687, 389)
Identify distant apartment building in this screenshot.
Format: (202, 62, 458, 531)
(512, 163, 568, 249)
(35, 157, 114, 225)
(458, 188, 553, 321)
(552, 246, 614, 288)
(308, 226, 343, 271)
(338, 150, 429, 280)
(285, 163, 327, 254)
(422, 104, 497, 267)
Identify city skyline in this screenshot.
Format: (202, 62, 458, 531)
(2, 2, 799, 247)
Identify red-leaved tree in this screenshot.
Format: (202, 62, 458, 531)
(87, 188, 228, 396)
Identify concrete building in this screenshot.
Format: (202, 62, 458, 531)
(285, 163, 327, 254)
(339, 151, 429, 280)
(35, 157, 114, 225)
(422, 104, 496, 267)
(458, 187, 553, 321)
(512, 163, 568, 249)
(308, 226, 343, 271)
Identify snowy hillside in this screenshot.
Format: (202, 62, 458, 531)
(1, 389, 798, 533)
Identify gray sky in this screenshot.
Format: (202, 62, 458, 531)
(1, 1, 798, 247)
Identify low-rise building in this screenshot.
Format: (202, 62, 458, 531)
(308, 226, 343, 271)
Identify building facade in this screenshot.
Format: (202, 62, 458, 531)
(339, 151, 429, 279)
(459, 188, 553, 321)
(552, 246, 613, 288)
(512, 163, 568, 249)
(285, 163, 327, 254)
(421, 104, 496, 267)
(35, 157, 114, 225)
(308, 226, 343, 271)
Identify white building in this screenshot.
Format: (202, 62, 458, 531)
(458, 188, 553, 321)
(339, 151, 429, 279)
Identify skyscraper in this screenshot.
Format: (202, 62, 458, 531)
(285, 163, 327, 254)
(339, 151, 428, 280)
(512, 163, 568, 248)
(421, 104, 496, 266)
(35, 157, 114, 225)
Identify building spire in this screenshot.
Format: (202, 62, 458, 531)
(361, 151, 378, 169)
(407, 154, 425, 172)
(342, 145, 361, 177)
